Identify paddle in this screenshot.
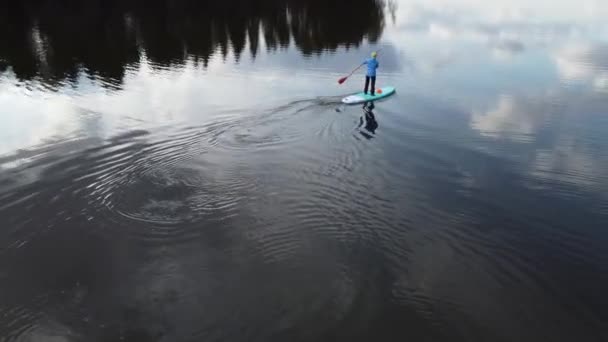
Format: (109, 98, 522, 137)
(338, 64, 364, 84)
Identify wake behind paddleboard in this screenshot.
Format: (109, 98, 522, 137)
(342, 86, 395, 105)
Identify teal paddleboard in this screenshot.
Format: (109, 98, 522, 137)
(342, 86, 395, 104)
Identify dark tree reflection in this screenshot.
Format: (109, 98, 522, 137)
(0, 0, 385, 87)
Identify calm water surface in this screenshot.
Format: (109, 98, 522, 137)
(1, 0, 608, 341)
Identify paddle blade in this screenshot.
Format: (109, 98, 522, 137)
(338, 77, 348, 84)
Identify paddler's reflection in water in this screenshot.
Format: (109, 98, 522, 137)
(358, 101, 378, 139)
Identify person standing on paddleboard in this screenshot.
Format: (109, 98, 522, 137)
(362, 51, 379, 96)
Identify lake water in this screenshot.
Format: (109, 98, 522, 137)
(1, 0, 607, 341)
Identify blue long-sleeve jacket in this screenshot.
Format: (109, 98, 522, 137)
(363, 57, 379, 77)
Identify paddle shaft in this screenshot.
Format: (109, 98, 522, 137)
(346, 64, 364, 78)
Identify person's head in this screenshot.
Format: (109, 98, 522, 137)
(371, 51, 377, 58)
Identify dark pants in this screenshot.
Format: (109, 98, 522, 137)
(364, 76, 376, 95)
